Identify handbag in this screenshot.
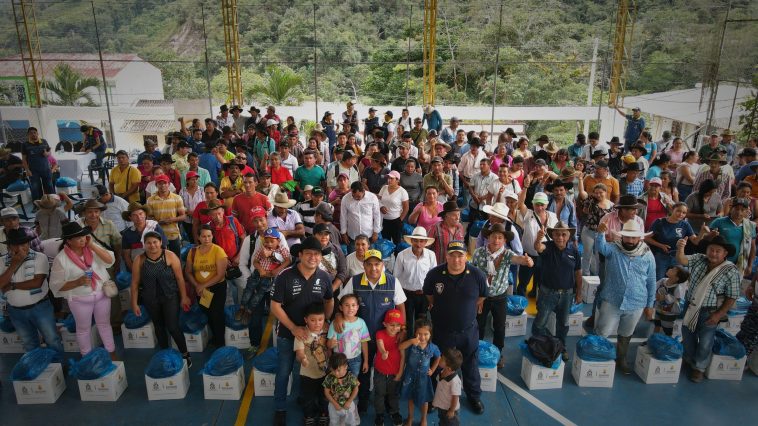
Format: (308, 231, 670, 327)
(225, 266, 242, 280)
(102, 279, 119, 298)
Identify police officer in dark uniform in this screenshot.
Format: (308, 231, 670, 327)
(270, 236, 335, 426)
(423, 240, 488, 415)
(21, 127, 53, 202)
(333, 248, 407, 413)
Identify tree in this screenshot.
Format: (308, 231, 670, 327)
(43, 64, 101, 106)
(246, 66, 303, 105)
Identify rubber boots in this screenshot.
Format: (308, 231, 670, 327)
(616, 336, 632, 375)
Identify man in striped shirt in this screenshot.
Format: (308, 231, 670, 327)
(147, 174, 186, 257)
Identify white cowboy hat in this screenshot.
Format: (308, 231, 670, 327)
(617, 220, 652, 238)
(481, 202, 509, 220)
(403, 226, 435, 246)
(272, 192, 296, 209)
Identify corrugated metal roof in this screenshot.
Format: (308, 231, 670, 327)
(0, 53, 145, 79)
(120, 120, 176, 133)
(135, 99, 174, 107)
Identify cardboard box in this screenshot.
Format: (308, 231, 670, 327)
(705, 354, 747, 381)
(634, 346, 681, 384)
(520, 357, 564, 390)
(253, 368, 292, 397)
(59, 324, 101, 353)
(479, 367, 498, 392)
(582, 276, 600, 304)
(505, 312, 528, 337)
(118, 289, 131, 310)
(224, 327, 251, 349)
(0, 330, 25, 353)
(567, 312, 584, 336)
(13, 363, 66, 404)
(172, 326, 210, 353)
(203, 366, 246, 400)
(77, 361, 128, 402)
(718, 315, 745, 335)
(121, 323, 157, 349)
(145, 360, 190, 400)
(571, 357, 615, 388)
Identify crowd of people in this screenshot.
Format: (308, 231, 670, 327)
(1, 101, 758, 425)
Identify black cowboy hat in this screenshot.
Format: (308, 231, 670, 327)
(630, 144, 648, 156)
(614, 195, 643, 210)
(622, 162, 643, 173)
(545, 180, 574, 192)
(702, 235, 736, 259)
(159, 153, 175, 164)
(60, 222, 92, 240)
(290, 236, 332, 258)
(438, 201, 461, 218)
(1, 228, 35, 245)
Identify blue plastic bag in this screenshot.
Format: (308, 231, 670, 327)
(647, 333, 683, 361)
(519, 341, 561, 370)
(180, 244, 195, 262)
(728, 296, 752, 316)
(478, 340, 500, 368)
(115, 271, 132, 291)
(0, 316, 15, 332)
(7, 180, 30, 191)
(55, 177, 77, 188)
(507, 295, 528, 316)
(62, 313, 76, 333)
(402, 222, 414, 237)
(461, 208, 470, 223)
(123, 306, 150, 329)
(69, 347, 117, 379)
(10, 348, 62, 381)
(394, 241, 410, 255)
(569, 302, 583, 314)
(712, 329, 746, 359)
(202, 346, 244, 376)
(224, 305, 246, 331)
(576, 335, 616, 362)
(470, 220, 486, 237)
(145, 349, 185, 379)
(371, 238, 395, 259)
(180, 304, 208, 334)
(253, 347, 279, 374)
(341, 244, 348, 255)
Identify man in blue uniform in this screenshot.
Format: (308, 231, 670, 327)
(334, 248, 407, 413)
(22, 127, 53, 202)
(424, 240, 488, 415)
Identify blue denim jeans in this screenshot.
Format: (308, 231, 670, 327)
(347, 355, 362, 377)
(274, 335, 296, 411)
(682, 311, 719, 372)
(7, 298, 64, 354)
(532, 287, 574, 345)
(595, 301, 644, 338)
(653, 251, 677, 281)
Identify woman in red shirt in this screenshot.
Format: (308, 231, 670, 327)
(641, 177, 674, 231)
(267, 152, 292, 185)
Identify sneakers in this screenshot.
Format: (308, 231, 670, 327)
(374, 414, 384, 426)
(390, 412, 403, 426)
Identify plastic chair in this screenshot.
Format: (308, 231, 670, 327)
(0, 193, 30, 220)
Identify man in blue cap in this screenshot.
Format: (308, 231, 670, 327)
(423, 240, 488, 415)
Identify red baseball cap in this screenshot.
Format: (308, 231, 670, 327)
(154, 175, 170, 183)
(250, 206, 267, 219)
(383, 309, 403, 325)
(185, 171, 199, 180)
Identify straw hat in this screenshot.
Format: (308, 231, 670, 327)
(402, 226, 435, 246)
(34, 194, 61, 210)
(546, 220, 575, 239)
(617, 220, 652, 238)
(544, 141, 560, 154)
(272, 192, 296, 209)
(121, 202, 153, 221)
(199, 199, 226, 216)
(482, 203, 510, 220)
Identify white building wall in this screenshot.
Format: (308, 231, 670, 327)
(113, 62, 164, 105)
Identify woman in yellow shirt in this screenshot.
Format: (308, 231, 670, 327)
(184, 225, 228, 346)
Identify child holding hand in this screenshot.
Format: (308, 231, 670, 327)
(294, 303, 330, 426)
(327, 294, 371, 377)
(399, 319, 440, 426)
(373, 309, 405, 426)
(654, 265, 689, 336)
(432, 348, 463, 426)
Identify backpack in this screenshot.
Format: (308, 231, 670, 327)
(526, 335, 565, 367)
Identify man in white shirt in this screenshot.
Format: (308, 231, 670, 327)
(340, 181, 382, 252)
(393, 227, 437, 333)
(0, 228, 64, 354)
(581, 131, 610, 162)
(467, 158, 499, 237)
(326, 149, 359, 191)
(216, 104, 235, 130)
(278, 140, 300, 176)
(440, 117, 461, 144)
(458, 138, 486, 206)
(93, 184, 129, 231)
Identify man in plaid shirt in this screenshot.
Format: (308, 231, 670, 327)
(0, 208, 42, 256)
(676, 235, 741, 383)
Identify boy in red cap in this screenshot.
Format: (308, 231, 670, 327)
(373, 308, 405, 426)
